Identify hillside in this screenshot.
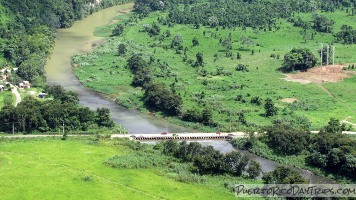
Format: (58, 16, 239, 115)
(73, 0, 356, 131)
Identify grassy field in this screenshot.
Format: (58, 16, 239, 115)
(0, 91, 14, 108)
(0, 137, 260, 199)
(73, 8, 356, 131)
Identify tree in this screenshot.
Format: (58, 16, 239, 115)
(112, 24, 124, 36)
(96, 108, 114, 128)
(312, 14, 334, 33)
(222, 151, 249, 176)
(240, 36, 254, 48)
(262, 166, 308, 184)
(264, 98, 277, 117)
(192, 37, 199, 46)
(131, 69, 152, 88)
(144, 83, 182, 115)
(162, 140, 179, 156)
(118, 43, 127, 56)
(265, 124, 310, 155)
(193, 146, 224, 174)
(171, 34, 183, 48)
(282, 48, 317, 72)
(323, 118, 342, 134)
(195, 52, 203, 67)
(126, 54, 147, 72)
(335, 25, 356, 44)
(246, 160, 262, 178)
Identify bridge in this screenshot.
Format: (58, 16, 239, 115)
(111, 132, 247, 141)
(1, 131, 355, 140)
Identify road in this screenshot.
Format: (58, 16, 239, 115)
(10, 84, 21, 106)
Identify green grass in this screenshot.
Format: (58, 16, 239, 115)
(0, 137, 260, 199)
(0, 91, 14, 108)
(73, 9, 356, 131)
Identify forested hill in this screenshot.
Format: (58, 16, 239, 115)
(0, 0, 130, 86)
(135, 0, 355, 29)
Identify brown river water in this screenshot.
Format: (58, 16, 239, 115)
(44, 4, 334, 183)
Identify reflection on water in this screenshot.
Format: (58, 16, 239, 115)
(44, 4, 193, 134)
(141, 140, 335, 183)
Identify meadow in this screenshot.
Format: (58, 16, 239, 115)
(73, 9, 356, 131)
(0, 137, 260, 199)
(0, 91, 14, 108)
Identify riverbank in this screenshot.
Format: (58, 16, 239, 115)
(44, 3, 194, 134)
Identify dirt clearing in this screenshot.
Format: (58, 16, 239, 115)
(283, 64, 355, 84)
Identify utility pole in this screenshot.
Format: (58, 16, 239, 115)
(326, 45, 329, 81)
(320, 43, 323, 81)
(62, 122, 65, 134)
(332, 46, 335, 82)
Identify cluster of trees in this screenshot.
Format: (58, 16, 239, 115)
(0, 0, 130, 85)
(126, 54, 181, 116)
(161, 140, 261, 178)
(134, 0, 354, 30)
(335, 25, 356, 44)
(308, 118, 355, 179)
(256, 118, 355, 180)
(0, 85, 114, 133)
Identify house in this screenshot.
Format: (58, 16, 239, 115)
(19, 81, 31, 89)
(23, 81, 30, 89)
(38, 93, 47, 98)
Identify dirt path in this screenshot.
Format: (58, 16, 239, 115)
(10, 84, 21, 106)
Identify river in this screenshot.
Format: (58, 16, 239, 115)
(44, 3, 334, 184)
(44, 3, 191, 134)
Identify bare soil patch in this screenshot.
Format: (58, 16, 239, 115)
(283, 64, 355, 84)
(118, 9, 131, 14)
(280, 98, 298, 103)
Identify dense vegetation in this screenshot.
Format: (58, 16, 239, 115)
(0, 0, 130, 85)
(232, 118, 356, 181)
(0, 85, 114, 133)
(158, 140, 262, 178)
(74, 0, 356, 131)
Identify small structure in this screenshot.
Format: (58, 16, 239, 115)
(23, 81, 30, 89)
(0, 85, 4, 91)
(38, 93, 47, 98)
(19, 81, 31, 89)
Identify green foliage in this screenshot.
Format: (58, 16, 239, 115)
(0, 85, 114, 133)
(112, 24, 124, 36)
(105, 151, 169, 168)
(263, 166, 308, 184)
(335, 25, 356, 44)
(161, 140, 254, 176)
(144, 82, 182, 115)
(96, 108, 115, 128)
(312, 14, 334, 33)
(264, 98, 278, 117)
(265, 124, 310, 155)
(246, 160, 262, 179)
(282, 48, 317, 72)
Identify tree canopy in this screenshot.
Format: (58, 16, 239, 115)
(282, 48, 317, 72)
